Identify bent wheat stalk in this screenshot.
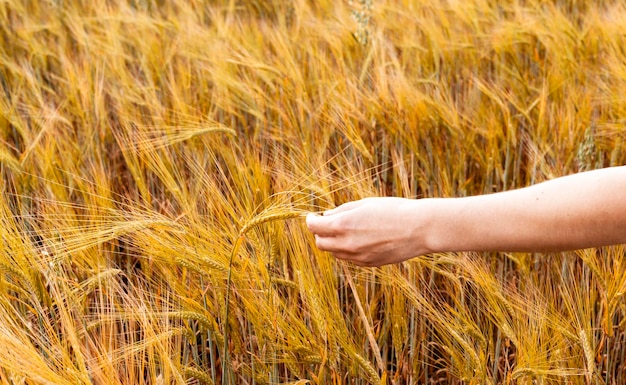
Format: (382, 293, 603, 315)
(343, 265, 385, 374)
(220, 209, 309, 383)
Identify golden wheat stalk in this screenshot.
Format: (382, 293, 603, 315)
(221, 208, 309, 383)
(342, 265, 384, 373)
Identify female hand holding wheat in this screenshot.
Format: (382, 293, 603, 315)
(307, 166, 626, 266)
(306, 197, 430, 266)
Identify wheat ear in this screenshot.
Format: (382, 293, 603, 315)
(352, 351, 381, 383)
(183, 367, 214, 385)
(238, 211, 307, 238)
(579, 329, 595, 381)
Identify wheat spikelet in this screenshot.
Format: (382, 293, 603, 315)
(0, 280, 24, 296)
(511, 367, 537, 380)
(183, 367, 214, 385)
(234, 364, 270, 385)
(0, 262, 41, 301)
(500, 323, 518, 347)
(283, 354, 301, 377)
(608, 290, 624, 312)
(133, 125, 237, 152)
(176, 258, 207, 275)
(306, 288, 327, 335)
(576, 127, 597, 171)
(269, 227, 279, 266)
(180, 328, 198, 343)
(169, 311, 224, 345)
(170, 311, 213, 329)
(238, 211, 306, 238)
(579, 329, 595, 380)
(462, 325, 487, 349)
(351, 352, 381, 383)
(448, 329, 481, 368)
(80, 268, 122, 294)
(271, 277, 297, 290)
(302, 355, 322, 364)
(177, 257, 228, 274)
(349, 0, 373, 46)
(294, 345, 314, 355)
(200, 257, 229, 274)
(252, 371, 270, 385)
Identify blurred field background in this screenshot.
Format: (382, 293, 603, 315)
(1, 0, 626, 384)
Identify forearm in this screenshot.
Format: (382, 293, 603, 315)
(307, 166, 626, 267)
(424, 166, 626, 254)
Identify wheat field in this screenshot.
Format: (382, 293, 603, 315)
(1, 0, 626, 384)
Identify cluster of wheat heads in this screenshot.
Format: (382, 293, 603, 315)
(1, 0, 626, 384)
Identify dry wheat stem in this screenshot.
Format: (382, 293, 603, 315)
(221, 209, 309, 383)
(342, 265, 385, 374)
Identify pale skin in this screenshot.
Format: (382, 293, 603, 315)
(306, 166, 626, 267)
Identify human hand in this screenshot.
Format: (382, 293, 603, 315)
(306, 197, 427, 266)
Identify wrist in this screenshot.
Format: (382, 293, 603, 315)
(405, 198, 445, 256)
(412, 197, 465, 255)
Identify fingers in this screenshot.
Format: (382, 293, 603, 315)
(312, 231, 378, 267)
(306, 199, 377, 266)
(307, 199, 369, 235)
(323, 199, 368, 216)
(331, 250, 379, 267)
(307, 199, 367, 235)
(312, 234, 339, 252)
(313, 240, 364, 265)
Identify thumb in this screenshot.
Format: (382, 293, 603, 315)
(306, 212, 326, 234)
